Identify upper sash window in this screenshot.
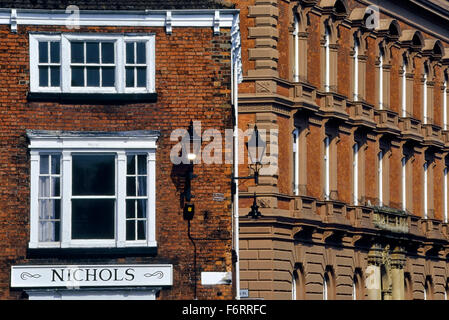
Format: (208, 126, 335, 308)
(29, 34, 155, 94)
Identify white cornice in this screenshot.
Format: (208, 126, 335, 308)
(0, 8, 238, 33)
(27, 130, 160, 150)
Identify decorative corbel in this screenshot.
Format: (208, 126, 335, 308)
(213, 10, 220, 35)
(10, 9, 17, 33)
(165, 11, 172, 35)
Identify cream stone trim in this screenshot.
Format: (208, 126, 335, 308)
(0, 9, 238, 33)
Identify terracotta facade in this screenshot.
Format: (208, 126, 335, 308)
(234, 0, 449, 300)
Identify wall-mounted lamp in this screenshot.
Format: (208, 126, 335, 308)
(183, 120, 200, 209)
(233, 124, 266, 219)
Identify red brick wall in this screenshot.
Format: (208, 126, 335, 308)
(0, 25, 233, 300)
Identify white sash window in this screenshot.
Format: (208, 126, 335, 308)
(29, 33, 155, 94)
(28, 130, 158, 249)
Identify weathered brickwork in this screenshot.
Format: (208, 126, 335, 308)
(235, 0, 449, 300)
(0, 23, 234, 299)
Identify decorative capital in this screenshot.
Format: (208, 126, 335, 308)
(368, 244, 383, 266)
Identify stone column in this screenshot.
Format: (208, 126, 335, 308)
(366, 244, 382, 300)
(391, 246, 406, 300)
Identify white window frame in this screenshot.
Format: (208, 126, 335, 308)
(423, 68, 428, 124)
(379, 49, 383, 109)
(353, 37, 359, 101)
(402, 157, 407, 212)
(424, 161, 428, 219)
(293, 129, 299, 196)
(323, 274, 328, 300)
(28, 133, 158, 249)
(29, 33, 156, 94)
(324, 136, 330, 200)
(402, 60, 407, 117)
(293, 14, 299, 83)
(378, 150, 383, 207)
(444, 166, 448, 223)
(292, 273, 297, 300)
(27, 289, 157, 300)
(352, 278, 357, 301)
(353, 142, 359, 205)
(324, 27, 330, 93)
(444, 75, 448, 130)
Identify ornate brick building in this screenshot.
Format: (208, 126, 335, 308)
(0, 1, 240, 299)
(234, 0, 449, 300)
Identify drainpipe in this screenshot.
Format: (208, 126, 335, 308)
(233, 64, 240, 300)
(231, 13, 241, 300)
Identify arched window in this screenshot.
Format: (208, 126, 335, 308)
(353, 35, 359, 101)
(424, 277, 433, 300)
(444, 71, 448, 130)
(352, 270, 363, 300)
(401, 56, 408, 117)
(293, 129, 299, 195)
(323, 267, 335, 300)
(423, 63, 429, 124)
(324, 136, 330, 200)
(353, 142, 359, 205)
(402, 156, 406, 211)
(444, 161, 448, 223)
(323, 272, 329, 300)
(378, 150, 384, 206)
(324, 25, 331, 92)
(379, 45, 384, 109)
(291, 7, 308, 82)
(424, 160, 428, 219)
(292, 266, 306, 300)
(292, 272, 297, 300)
(293, 14, 299, 83)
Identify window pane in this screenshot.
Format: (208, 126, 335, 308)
(54, 199, 61, 220)
(137, 155, 147, 174)
(126, 220, 135, 241)
(71, 41, 84, 63)
(102, 67, 115, 87)
(137, 176, 147, 196)
(87, 67, 100, 87)
(86, 42, 99, 63)
(39, 199, 60, 220)
(51, 155, 60, 174)
(136, 42, 146, 64)
(137, 199, 146, 218)
(72, 199, 115, 239)
(126, 199, 135, 219)
(126, 42, 134, 64)
(127, 177, 136, 197)
(137, 67, 146, 87)
(39, 42, 48, 63)
(39, 176, 50, 197)
(39, 199, 50, 219)
(71, 67, 84, 87)
(51, 177, 60, 197)
(39, 66, 48, 87)
(101, 42, 114, 63)
(50, 42, 60, 63)
(137, 221, 146, 240)
(40, 155, 49, 174)
(50, 67, 60, 87)
(126, 67, 134, 87)
(72, 154, 115, 196)
(39, 221, 60, 242)
(127, 155, 136, 174)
